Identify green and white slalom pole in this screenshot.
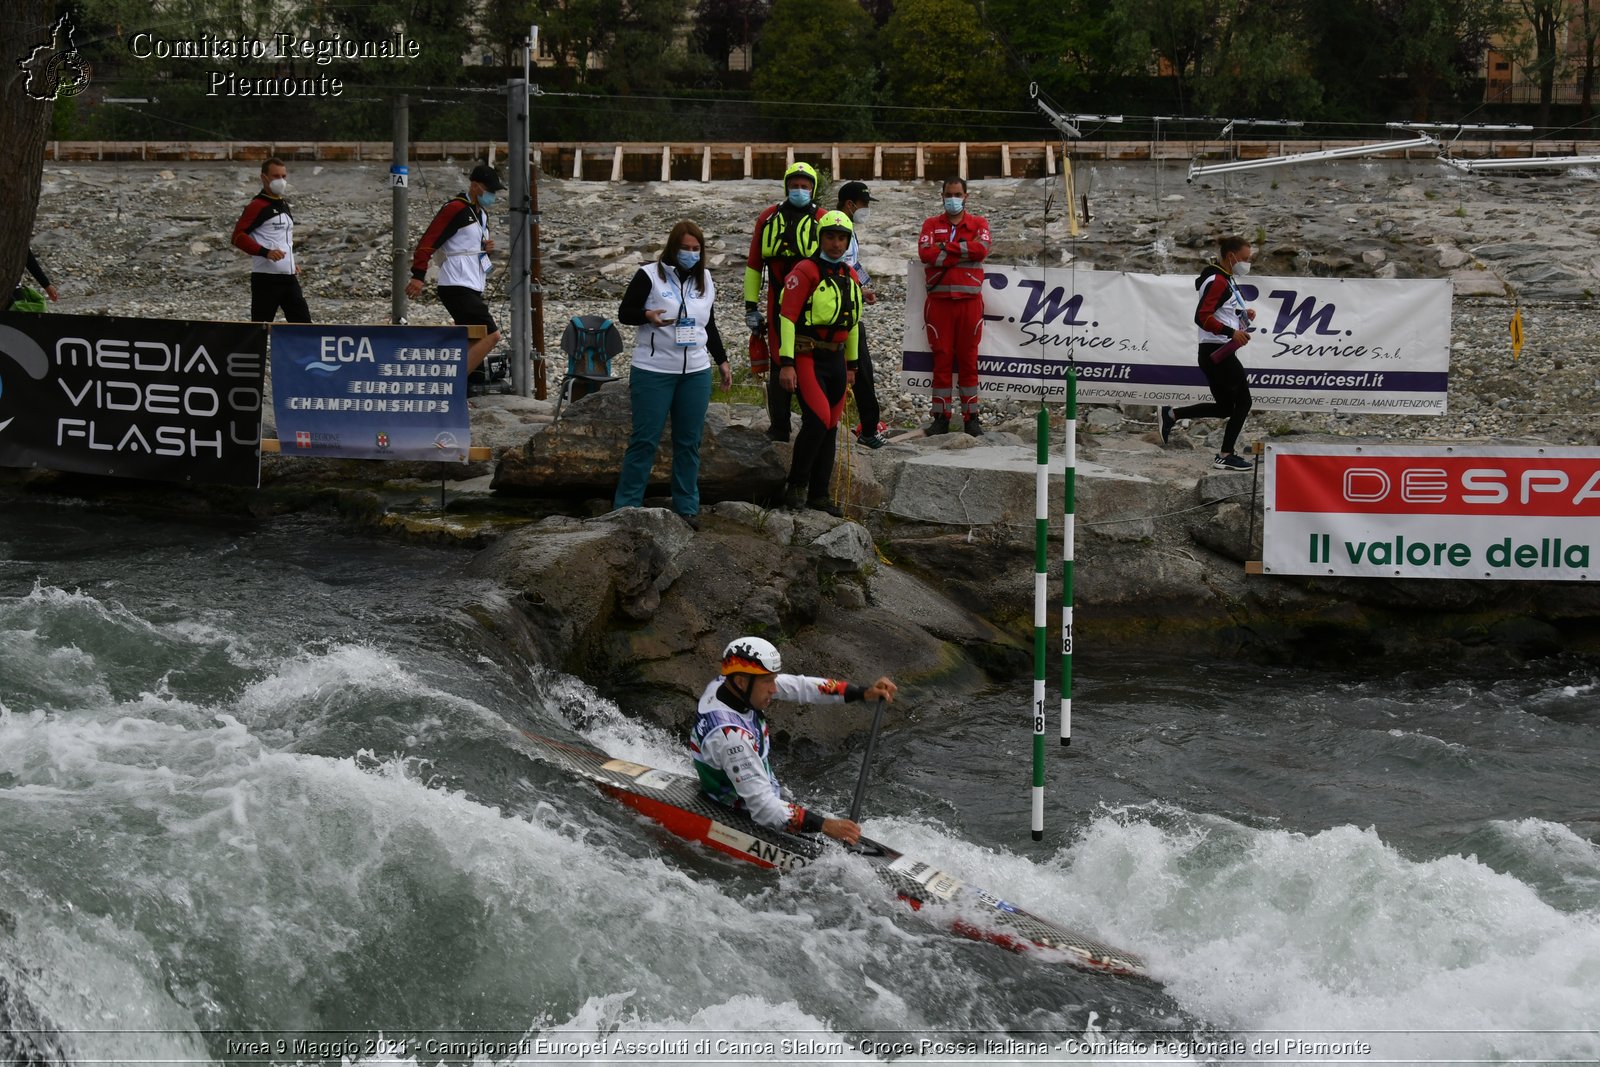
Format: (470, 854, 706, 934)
(1032, 402, 1049, 840)
(1061, 364, 1078, 746)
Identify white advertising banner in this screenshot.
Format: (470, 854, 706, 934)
(1263, 442, 1600, 581)
(899, 264, 1451, 414)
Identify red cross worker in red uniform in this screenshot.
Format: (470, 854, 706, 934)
(917, 176, 991, 436)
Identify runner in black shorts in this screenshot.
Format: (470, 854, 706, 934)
(437, 285, 498, 338)
(406, 163, 503, 374)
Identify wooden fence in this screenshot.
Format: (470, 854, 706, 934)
(45, 139, 1600, 181)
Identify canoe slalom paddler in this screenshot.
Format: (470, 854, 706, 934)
(688, 636, 896, 846)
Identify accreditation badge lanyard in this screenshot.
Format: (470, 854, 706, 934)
(478, 208, 493, 277)
(661, 267, 697, 347)
(1226, 274, 1247, 317)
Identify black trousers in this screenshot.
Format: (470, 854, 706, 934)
(852, 321, 880, 433)
(787, 351, 848, 500)
(250, 273, 311, 324)
(1174, 342, 1252, 454)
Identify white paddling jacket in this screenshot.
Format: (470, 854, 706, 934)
(689, 674, 862, 833)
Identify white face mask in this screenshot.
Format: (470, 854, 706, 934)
(268, 177, 288, 195)
(1232, 260, 1252, 276)
(852, 207, 871, 227)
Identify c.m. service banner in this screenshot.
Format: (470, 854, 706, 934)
(1263, 442, 1599, 581)
(270, 325, 470, 461)
(900, 265, 1450, 414)
(0, 312, 266, 486)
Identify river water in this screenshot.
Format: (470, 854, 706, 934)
(2, 499, 1598, 1066)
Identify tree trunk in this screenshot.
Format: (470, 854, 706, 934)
(1, 1, 56, 299)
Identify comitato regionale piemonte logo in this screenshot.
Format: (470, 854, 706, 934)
(16, 12, 93, 101)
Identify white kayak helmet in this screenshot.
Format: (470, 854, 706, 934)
(721, 636, 782, 676)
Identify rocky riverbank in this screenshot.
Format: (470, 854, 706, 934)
(27, 158, 1600, 449)
(10, 159, 1600, 726)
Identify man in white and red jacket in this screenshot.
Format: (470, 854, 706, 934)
(917, 176, 991, 436)
(405, 163, 503, 374)
(1160, 235, 1258, 471)
(232, 157, 311, 323)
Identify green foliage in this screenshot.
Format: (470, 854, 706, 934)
(751, 0, 876, 138)
(980, 0, 1144, 102)
(879, 0, 1019, 138)
(1198, 3, 1323, 117)
(1372, 0, 1511, 118)
(693, 0, 770, 69)
(50, 95, 84, 140)
(36, 0, 1540, 140)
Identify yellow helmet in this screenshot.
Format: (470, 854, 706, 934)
(783, 161, 819, 189)
(817, 209, 853, 235)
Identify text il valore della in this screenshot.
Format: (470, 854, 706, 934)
(127, 31, 421, 97)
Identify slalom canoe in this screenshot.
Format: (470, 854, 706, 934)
(523, 731, 1148, 978)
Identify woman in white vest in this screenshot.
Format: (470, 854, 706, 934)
(612, 220, 732, 530)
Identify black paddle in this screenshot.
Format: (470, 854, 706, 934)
(848, 697, 888, 822)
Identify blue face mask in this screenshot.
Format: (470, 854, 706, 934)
(787, 188, 812, 208)
(478, 190, 497, 207)
(675, 250, 700, 271)
(819, 251, 844, 264)
(943, 196, 964, 216)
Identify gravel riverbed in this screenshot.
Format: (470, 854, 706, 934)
(24, 158, 1600, 448)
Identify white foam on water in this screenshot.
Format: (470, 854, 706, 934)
(531, 667, 693, 774)
(1486, 817, 1600, 908)
(1061, 808, 1600, 1062)
(4, 700, 1133, 1058)
(334, 993, 1199, 1066)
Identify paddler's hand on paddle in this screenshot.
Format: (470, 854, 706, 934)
(821, 817, 862, 845)
(862, 677, 897, 703)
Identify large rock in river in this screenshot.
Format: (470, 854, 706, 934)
(465, 504, 1023, 740)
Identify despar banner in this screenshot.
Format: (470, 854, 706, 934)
(900, 264, 1451, 414)
(270, 324, 470, 461)
(0, 312, 266, 486)
(1263, 442, 1600, 581)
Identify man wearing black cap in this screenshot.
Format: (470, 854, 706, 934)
(406, 162, 503, 373)
(837, 181, 886, 448)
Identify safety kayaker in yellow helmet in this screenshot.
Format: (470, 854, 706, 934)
(744, 161, 827, 443)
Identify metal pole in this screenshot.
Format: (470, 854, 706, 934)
(1061, 367, 1077, 746)
(528, 26, 547, 400)
(1031, 403, 1048, 841)
(529, 141, 548, 401)
(390, 95, 409, 324)
(508, 75, 532, 397)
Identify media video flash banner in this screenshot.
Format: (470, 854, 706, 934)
(1263, 443, 1599, 581)
(900, 264, 1450, 414)
(271, 325, 471, 461)
(0, 312, 266, 486)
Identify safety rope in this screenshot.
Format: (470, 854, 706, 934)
(834, 384, 857, 517)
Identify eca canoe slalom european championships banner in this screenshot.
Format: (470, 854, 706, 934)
(270, 325, 470, 461)
(1263, 443, 1599, 581)
(0, 312, 266, 486)
(900, 264, 1451, 414)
